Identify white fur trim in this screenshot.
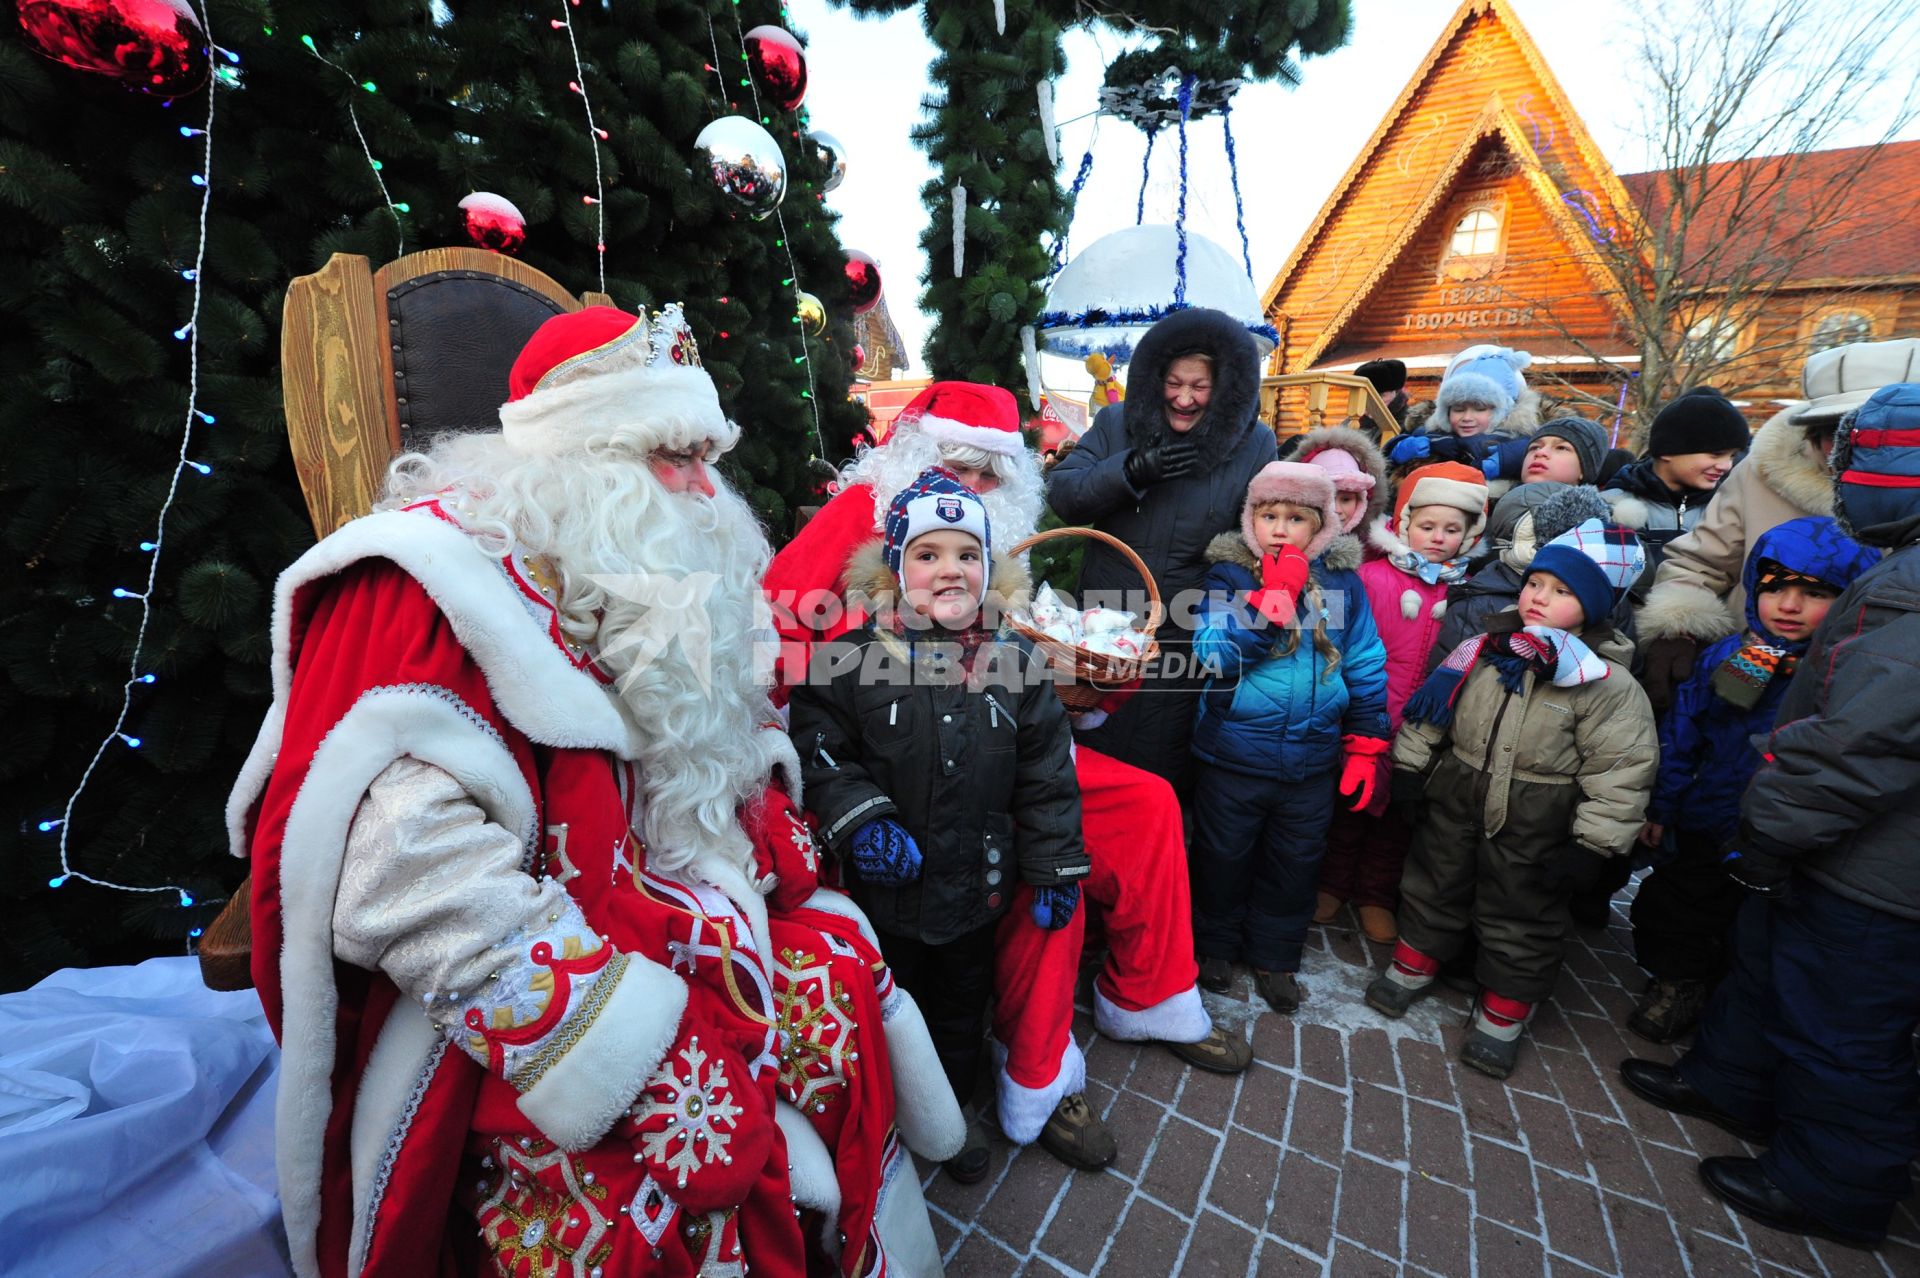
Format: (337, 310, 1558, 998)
(797, 886, 884, 952)
(273, 511, 640, 755)
(882, 989, 968, 1160)
(1432, 598, 1448, 619)
(873, 1141, 946, 1277)
(1400, 588, 1421, 621)
(917, 414, 1025, 456)
(1637, 578, 1741, 642)
(519, 958, 687, 1150)
(1092, 984, 1210, 1044)
(347, 1000, 439, 1277)
(990, 1034, 1087, 1145)
(271, 687, 538, 1278)
(1748, 413, 1837, 517)
(1605, 491, 1651, 530)
(776, 1101, 840, 1217)
(498, 364, 739, 459)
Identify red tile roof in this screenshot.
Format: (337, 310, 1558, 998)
(1618, 139, 1920, 284)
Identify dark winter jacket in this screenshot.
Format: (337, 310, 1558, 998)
(1190, 533, 1391, 780)
(1650, 517, 1880, 843)
(1741, 513, 1920, 921)
(789, 547, 1088, 944)
(1395, 615, 1657, 857)
(1603, 458, 1718, 602)
(1045, 307, 1277, 783)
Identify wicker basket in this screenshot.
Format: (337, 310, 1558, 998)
(1006, 526, 1164, 710)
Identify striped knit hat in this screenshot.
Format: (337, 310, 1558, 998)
(1833, 383, 1920, 543)
(882, 466, 990, 587)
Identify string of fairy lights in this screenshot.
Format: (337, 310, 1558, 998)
(300, 33, 408, 255)
(43, 0, 225, 920)
(551, 0, 610, 294)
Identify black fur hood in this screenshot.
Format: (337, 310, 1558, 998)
(1123, 307, 1264, 460)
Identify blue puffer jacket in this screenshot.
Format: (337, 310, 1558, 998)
(1192, 533, 1391, 779)
(1649, 516, 1880, 841)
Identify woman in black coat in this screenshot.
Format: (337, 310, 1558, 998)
(1045, 307, 1277, 794)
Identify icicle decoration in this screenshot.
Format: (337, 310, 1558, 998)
(1037, 81, 1058, 169)
(1020, 325, 1042, 410)
(952, 184, 968, 277)
(993, 0, 1005, 35)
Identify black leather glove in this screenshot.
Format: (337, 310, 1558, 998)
(1640, 635, 1700, 715)
(1721, 844, 1792, 899)
(1123, 437, 1199, 489)
(1544, 843, 1609, 895)
(1388, 768, 1428, 824)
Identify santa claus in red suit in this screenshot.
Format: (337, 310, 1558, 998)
(764, 382, 1252, 1176)
(230, 305, 965, 1278)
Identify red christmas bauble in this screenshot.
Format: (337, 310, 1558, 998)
(459, 192, 527, 255)
(852, 343, 868, 369)
(743, 24, 807, 113)
(18, 0, 209, 97)
(844, 250, 882, 316)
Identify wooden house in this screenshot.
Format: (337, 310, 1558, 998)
(1261, 0, 1920, 435)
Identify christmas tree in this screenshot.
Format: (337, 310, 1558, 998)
(1, 0, 863, 987)
(830, 0, 1352, 393)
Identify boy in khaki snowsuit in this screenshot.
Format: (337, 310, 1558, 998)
(1366, 519, 1658, 1079)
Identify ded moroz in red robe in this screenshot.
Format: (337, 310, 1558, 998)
(230, 497, 963, 1278)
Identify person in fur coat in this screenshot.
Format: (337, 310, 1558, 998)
(1045, 307, 1278, 795)
(1371, 519, 1657, 1080)
(1601, 388, 1750, 602)
(1189, 463, 1391, 1014)
(1318, 463, 1490, 942)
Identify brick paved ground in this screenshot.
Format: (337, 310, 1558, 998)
(914, 898, 1920, 1277)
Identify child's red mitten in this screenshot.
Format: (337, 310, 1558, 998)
(1338, 734, 1392, 813)
(1246, 544, 1310, 625)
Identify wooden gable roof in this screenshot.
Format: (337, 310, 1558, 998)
(1262, 0, 1638, 373)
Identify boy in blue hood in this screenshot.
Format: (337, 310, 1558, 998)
(1626, 517, 1880, 1043)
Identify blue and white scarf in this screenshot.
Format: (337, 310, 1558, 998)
(1402, 626, 1609, 728)
(1388, 547, 1471, 587)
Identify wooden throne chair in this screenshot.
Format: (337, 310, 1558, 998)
(197, 247, 611, 990)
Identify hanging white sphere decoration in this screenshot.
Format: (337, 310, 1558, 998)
(1037, 224, 1276, 365)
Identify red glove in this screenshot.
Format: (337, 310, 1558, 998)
(1095, 676, 1143, 716)
(1338, 734, 1392, 813)
(740, 781, 822, 913)
(1246, 544, 1310, 626)
(616, 1012, 772, 1211)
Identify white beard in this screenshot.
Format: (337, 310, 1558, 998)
(839, 426, 1044, 548)
(384, 434, 783, 882)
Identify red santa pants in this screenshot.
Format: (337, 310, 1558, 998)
(989, 746, 1208, 1142)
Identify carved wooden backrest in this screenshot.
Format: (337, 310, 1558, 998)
(282, 247, 612, 537)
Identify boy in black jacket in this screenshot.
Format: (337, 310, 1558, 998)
(789, 467, 1099, 1182)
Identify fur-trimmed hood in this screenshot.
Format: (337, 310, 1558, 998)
(841, 537, 1034, 618)
(1122, 307, 1263, 461)
(1205, 529, 1362, 575)
(1746, 410, 1837, 518)
(1291, 423, 1392, 530)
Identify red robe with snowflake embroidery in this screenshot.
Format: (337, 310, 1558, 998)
(233, 502, 961, 1278)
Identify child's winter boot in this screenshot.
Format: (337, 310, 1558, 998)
(1628, 977, 1712, 1044)
(1460, 992, 1532, 1079)
(1365, 941, 1438, 1018)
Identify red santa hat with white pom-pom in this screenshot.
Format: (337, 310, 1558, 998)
(891, 380, 1026, 456)
(497, 304, 739, 458)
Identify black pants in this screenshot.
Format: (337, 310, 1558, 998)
(874, 921, 998, 1108)
(1681, 885, 1920, 1243)
(1630, 827, 1745, 980)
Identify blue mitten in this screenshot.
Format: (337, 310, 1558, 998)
(848, 818, 922, 885)
(1030, 884, 1080, 930)
(1386, 434, 1432, 465)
